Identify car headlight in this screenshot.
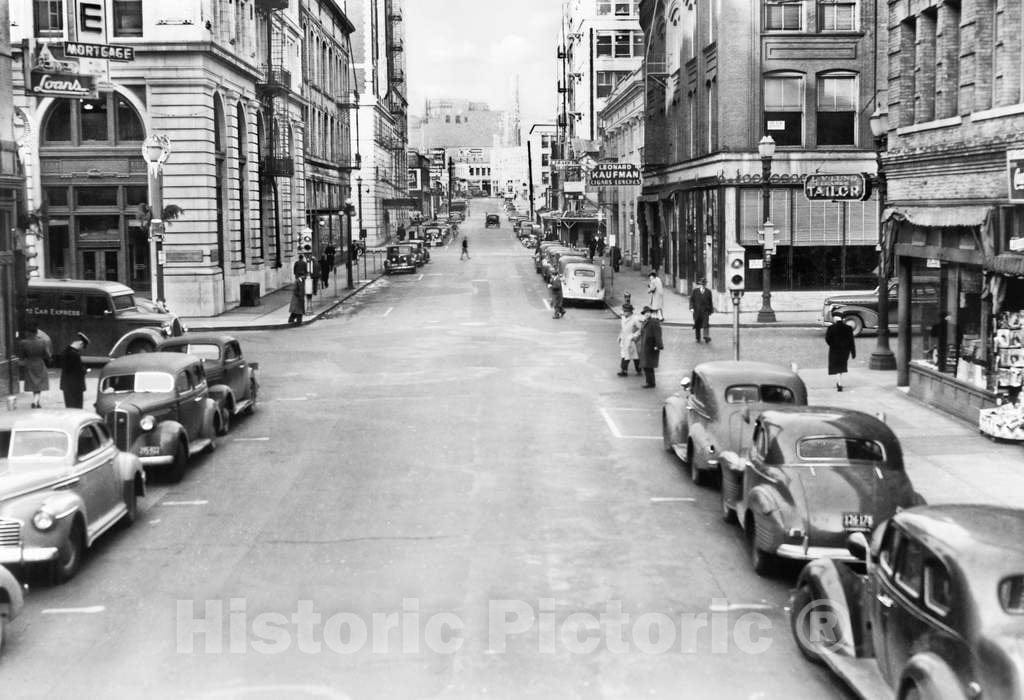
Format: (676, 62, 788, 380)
(33, 509, 55, 531)
(140, 415, 156, 431)
(161, 322, 173, 337)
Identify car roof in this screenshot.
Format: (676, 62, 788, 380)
(160, 333, 237, 348)
(29, 278, 135, 295)
(695, 360, 805, 387)
(0, 409, 102, 431)
(757, 406, 903, 465)
(101, 352, 200, 373)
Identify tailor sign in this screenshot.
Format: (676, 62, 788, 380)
(803, 173, 870, 201)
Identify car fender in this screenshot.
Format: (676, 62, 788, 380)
(207, 384, 232, 411)
(138, 420, 187, 455)
(201, 398, 218, 438)
(832, 303, 878, 330)
(899, 652, 968, 700)
(663, 396, 690, 448)
(793, 558, 865, 658)
(718, 450, 744, 506)
(745, 485, 786, 550)
(109, 327, 166, 359)
(0, 564, 24, 622)
(114, 451, 145, 496)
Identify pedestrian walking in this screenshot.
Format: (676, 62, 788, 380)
(59, 332, 89, 409)
(825, 308, 856, 391)
(689, 278, 714, 343)
(647, 272, 665, 321)
(617, 303, 642, 376)
(319, 251, 331, 289)
(549, 272, 566, 318)
(460, 238, 470, 260)
(636, 306, 664, 388)
(587, 238, 597, 261)
(18, 321, 51, 408)
(288, 277, 306, 325)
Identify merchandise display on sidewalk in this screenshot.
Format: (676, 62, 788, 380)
(980, 308, 1024, 441)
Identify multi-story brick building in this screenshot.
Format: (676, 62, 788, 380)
(0, 0, 22, 396)
(526, 124, 556, 215)
(597, 68, 643, 268)
(8, 0, 337, 317)
(639, 0, 883, 309)
(879, 0, 1024, 422)
(349, 0, 409, 244)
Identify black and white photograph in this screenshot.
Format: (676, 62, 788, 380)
(2, 1, 1024, 698)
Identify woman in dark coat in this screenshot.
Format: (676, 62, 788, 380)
(19, 321, 51, 408)
(825, 309, 856, 391)
(288, 279, 306, 325)
(636, 306, 664, 388)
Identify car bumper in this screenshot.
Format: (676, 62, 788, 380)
(385, 265, 416, 274)
(776, 543, 859, 562)
(140, 455, 175, 467)
(563, 290, 604, 300)
(0, 544, 60, 564)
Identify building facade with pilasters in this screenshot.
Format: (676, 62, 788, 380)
(638, 0, 882, 310)
(8, 0, 325, 317)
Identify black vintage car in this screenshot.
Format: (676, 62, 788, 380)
(158, 334, 259, 435)
(95, 353, 218, 482)
(791, 505, 1024, 700)
(383, 244, 416, 274)
(485, 214, 501, 228)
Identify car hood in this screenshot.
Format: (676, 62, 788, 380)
(786, 464, 911, 547)
(97, 394, 175, 414)
(0, 465, 70, 502)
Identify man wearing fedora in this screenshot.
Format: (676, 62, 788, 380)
(635, 306, 664, 388)
(60, 332, 90, 409)
(689, 278, 714, 343)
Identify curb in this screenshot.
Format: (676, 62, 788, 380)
(604, 303, 822, 329)
(184, 274, 384, 332)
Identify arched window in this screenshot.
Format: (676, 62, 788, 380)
(41, 93, 144, 146)
(213, 95, 227, 273)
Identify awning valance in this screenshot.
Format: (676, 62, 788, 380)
(382, 198, 419, 209)
(882, 205, 993, 229)
(986, 252, 1024, 277)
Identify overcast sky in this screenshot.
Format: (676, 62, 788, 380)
(405, 0, 562, 125)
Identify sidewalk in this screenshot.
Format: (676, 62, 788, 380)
(607, 262, 825, 328)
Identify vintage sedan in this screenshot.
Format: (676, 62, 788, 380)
(95, 353, 218, 483)
(790, 505, 1024, 700)
(0, 410, 145, 582)
(560, 258, 606, 305)
(822, 278, 939, 336)
(485, 214, 501, 228)
(718, 407, 919, 575)
(662, 361, 808, 486)
(0, 564, 23, 654)
(407, 238, 430, 265)
(383, 244, 416, 275)
(157, 334, 259, 435)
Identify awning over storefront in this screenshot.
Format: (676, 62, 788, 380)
(382, 198, 419, 209)
(986, 252, 1024, 276)
(882, 205, 993, 229)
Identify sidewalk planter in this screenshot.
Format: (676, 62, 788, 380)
(908, 361, 997, 425)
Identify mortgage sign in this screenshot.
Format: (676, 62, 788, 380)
(586, 163, 642, 186)
(803, 173, 870, 201)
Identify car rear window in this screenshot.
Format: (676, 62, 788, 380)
(724, 384, 796, 404)
(573, 269, 597, 278)
(999, 576, 1024, 614)
(797, 437, 885, 462)
(100, 371, 175, 393)
(182, 344, 220, 361)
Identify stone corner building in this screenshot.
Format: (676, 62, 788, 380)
(9, 0, 356, 317)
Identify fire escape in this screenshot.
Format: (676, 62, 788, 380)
(385, 2, 408, 194)
(256, 5, 293, 178)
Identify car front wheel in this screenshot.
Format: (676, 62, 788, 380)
(168, 440, 188, 483)
(747, 518, 776, 577)
(55, 520, 85, 583)
(689, 441, 709, 486)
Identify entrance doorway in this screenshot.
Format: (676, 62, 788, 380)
(81, 250, 120, 281)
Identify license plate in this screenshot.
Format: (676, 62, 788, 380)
(139, 446, 161, 456)
(843, 512, 873, 531)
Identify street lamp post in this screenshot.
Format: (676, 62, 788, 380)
(868, 108, 896, 370)
(142, 134, 172, 306)
(447, 157, 454, 217)
(757, 135, 777, 323)
(356, 175, 364, 246)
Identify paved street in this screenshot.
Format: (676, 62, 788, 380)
(3, 207, 857, 699)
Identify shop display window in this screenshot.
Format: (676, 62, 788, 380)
(911, 259, 983, 383)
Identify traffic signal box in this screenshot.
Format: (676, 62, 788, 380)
(726, 246, 746, 294)
(299, 232, 313, 255)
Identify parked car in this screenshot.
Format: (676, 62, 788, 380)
(26, 279, 186, 365)
(0, 564, 23, 654)
(822, 278, 940, 336)
(719, 406, 919, 575)
(662, 361, 808, 486)
(383, 244, 417, 275)
(95, 353, 218, 483)
(485, 214, 501, 228)
(559, 258, 607, 305)
(422, 224, 447, 247)
(790, 505, 1024, 700)
(157, 334, 259, 435)
(0, 410, 146, 582)
(407, 239, 430, 266)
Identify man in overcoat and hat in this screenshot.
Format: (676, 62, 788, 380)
(60, 332, 90, 409)
(636, 306, 664, 388)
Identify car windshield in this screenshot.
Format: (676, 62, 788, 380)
(724, 385, 796, 404)
(112, 292, 136, 311)
(0, 429, 70, 462)
(797, 437, 886, 463)
(100, 371, 175, 393)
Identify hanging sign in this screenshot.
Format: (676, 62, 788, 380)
(803, 174, 871, 201)
(23, 40, 98, 98)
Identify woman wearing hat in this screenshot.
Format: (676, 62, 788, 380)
(60, 332, 90, 408)
(18, 321, 51, 409)
(617, 303, 642, 376)
(825, 308, 856, 391)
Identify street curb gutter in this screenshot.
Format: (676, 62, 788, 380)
(604, 303, 820, 329)
(185, 273, 385, 332)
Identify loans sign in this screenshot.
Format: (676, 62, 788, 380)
(586, 163, 642, 187)
(803, 173, 870, 201)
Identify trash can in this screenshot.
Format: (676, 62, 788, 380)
(239, 282, 261, 307)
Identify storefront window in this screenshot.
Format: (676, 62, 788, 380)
(43, 101, 71, 142)
(912, 258, 984, 380)
(80, 99, 110, 142)
(76, 186, 119, 208)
